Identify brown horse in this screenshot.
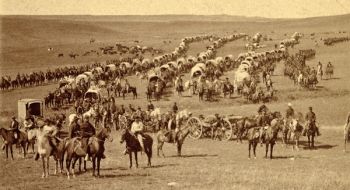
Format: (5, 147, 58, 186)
(247, 127, 260, 159)
(120, 129, 153, 168)
(64, 137, 87, 179)
(122, 86, 137, 99)
(0, 127, 28, 159)
(156, 126, 191, 157)
(235, 116, 258, 143)
(262, 115, 283, 159)
(88, 127, 113, 177)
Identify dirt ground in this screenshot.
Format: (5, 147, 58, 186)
(0, 15, 350, 190)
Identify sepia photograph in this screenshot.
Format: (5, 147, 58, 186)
(0, 0, 350, 189)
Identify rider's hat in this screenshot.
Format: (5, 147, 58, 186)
(288, 103, 292, 107)
(11, 116, 16, 119)
(135, 115, 141, 119)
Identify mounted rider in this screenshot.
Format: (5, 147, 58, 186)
(172, 102, 178, 114)
(175, 75, 184, 96)
(257, 104, 270, 144)
(34, 118, 59, 160)
(9, 116, 20, 140)
(304, 107, 320, 136)
(81, 115, 96, 161)
(68, 116, 81, 139)
(285, 102, 295, 126)
(131, 116, 145, 152)
(23, 116, 35, 131)
(147, 100, 154, 112)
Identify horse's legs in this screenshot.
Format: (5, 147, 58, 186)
(157, 142, 162, 157)
(46, 157, 50, 176)
(129, 152, 132, 169)
(177, 142, 182, 156)
(10, 145, 14, 160)
(66, 158, 71, 179)
(248, 142, 251, 159)
(42, 157, 46, 178)
(5, 145, 8, 159)
(71, 157, 78, 177)
(265, 143, 269, 158)
(92, 157, 97, 177)
(134, 152, 138, 168)
(307, 135, 311, 148)
(253, 142, 257, 159)
(22, 142, 26, 158)
(270, 143, 274, 159)
(97, 157, 101, 177)
(55, 159, 58, 175)
(311, 135, 315, 148)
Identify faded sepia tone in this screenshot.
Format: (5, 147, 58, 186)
(0, 1, 350, 190)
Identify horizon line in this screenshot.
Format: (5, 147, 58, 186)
(1, 13, 349, 20)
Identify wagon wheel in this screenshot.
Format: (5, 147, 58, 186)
(217, 118, 233, 141)
(118, 115, 128, 130)
(187, 117, 202, 139)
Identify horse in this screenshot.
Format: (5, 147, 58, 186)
(122, 86, 137, 99)
(0, 127, 28, 159)
(234, 116, 258, 143)
(120, 129, 153, 168)
(247, 127, 260, 159)
(68, 126, 112, 178)
(222, 83, 234, 98)
(262, 113, 283, 159)
(64, 137, 86, 179)
(36, 124, 67, 178)
(289, 119, 303, 151)
(325, 65, 334, 79)
(156, 110, 191, 157)
(303, 122, 317, 149)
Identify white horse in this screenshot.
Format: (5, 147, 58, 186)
(36, 124, 60, 178)
(289, 119, 303, 151)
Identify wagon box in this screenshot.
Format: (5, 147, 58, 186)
(18, 99, 43, 121)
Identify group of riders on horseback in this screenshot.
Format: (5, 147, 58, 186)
(256, 102, 320, 146)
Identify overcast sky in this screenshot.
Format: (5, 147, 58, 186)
(1, 0, 350, 18)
